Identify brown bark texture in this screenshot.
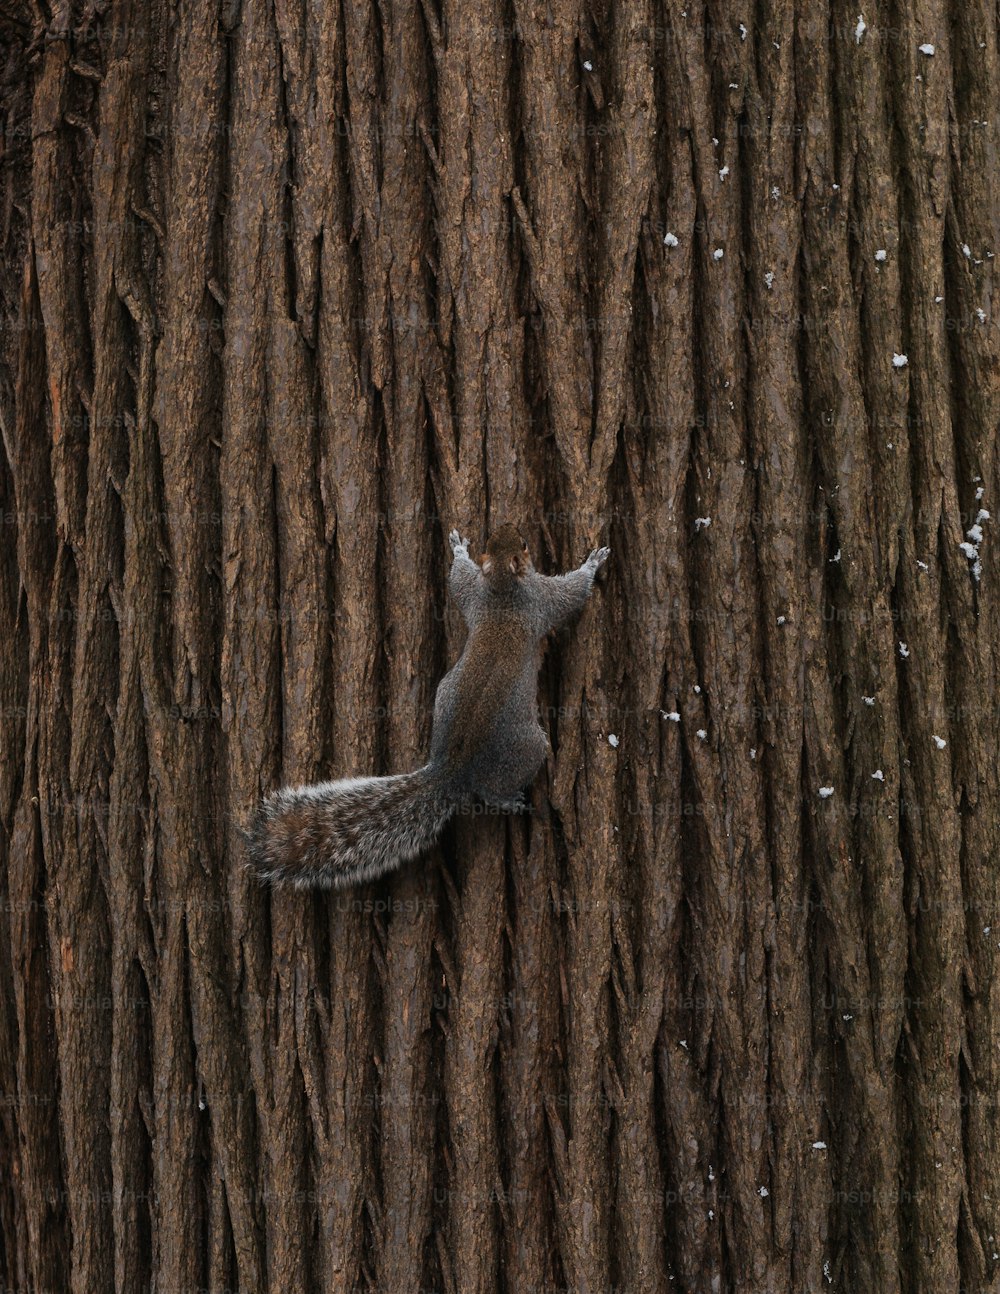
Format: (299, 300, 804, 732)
(1, 0, 999, 1289)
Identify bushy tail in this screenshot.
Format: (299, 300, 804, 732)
(245, 766, 457, 889)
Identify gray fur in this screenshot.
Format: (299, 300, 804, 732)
(245, 767, 459, 889)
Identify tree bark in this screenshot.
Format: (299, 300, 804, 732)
(1, 0, 999, 1290)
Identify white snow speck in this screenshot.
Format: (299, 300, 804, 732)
(899, 641, 910, 658)
(695, 516, 712, 530)
(812, 1141, 828, 1150)
(977, 308, 987, 322)
(963, 243, 972, 258)
(932, 734, 947, 749)
(917, 559, 929, 570)
(739, 22, 747, 40)
(712, 247, 724, 261)
(679, 1039, 688, 1049)
(664, 231, 679, 247)
(719, 165, 730, 181)
(875, 249, 887, 262)
(693, 685, 701, 694)
(583, 59, 593, 71)
(862, 695, 875, 706)
(855, 14, 866, 43)
(750, 748, 757, 759)
(959, 501, 987, 581)
(818, 786, 834, 799)
(708, 1209, 715, 1220)
(758, 1186, 769, 1198)
(708, 1165, 716, 1181)
(777, 615, 786, 625)
(872, 770, 885, 781)
(697, 729, 708, 740)
(824, 1260, 832, 1284)
(935, 295, 944, 303)
(764, 271, 775, 290)
(918, 42, 935, 55)
(892, 352, 909, 368)
(608, 733, 619, 748)
(984, 927, 992, 935)
(663, 710, 681, 722)
(771, 185, 780, 199)
(830, 548, 842, 563)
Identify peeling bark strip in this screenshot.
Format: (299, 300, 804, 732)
(1, 0, 1000, 1288)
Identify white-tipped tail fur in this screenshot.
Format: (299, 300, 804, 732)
(245, 766, 457, 889)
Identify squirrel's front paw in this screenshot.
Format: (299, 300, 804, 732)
(449, 528, 471, 555)
(588, 546, 611, 569)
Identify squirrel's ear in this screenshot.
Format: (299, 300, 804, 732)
(509, 559, 518, 574)
(482, 557, 493, 574)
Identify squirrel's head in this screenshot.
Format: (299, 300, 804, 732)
(482, 524, 533, 586)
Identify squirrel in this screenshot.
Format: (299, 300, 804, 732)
(245, 524, 610, 889)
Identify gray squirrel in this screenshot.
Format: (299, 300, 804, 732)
(245, 524, 610, 889)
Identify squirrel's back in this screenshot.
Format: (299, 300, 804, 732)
(440, 612, 536, 775)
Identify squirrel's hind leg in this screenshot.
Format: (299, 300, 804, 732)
(472, 726, 548, 809)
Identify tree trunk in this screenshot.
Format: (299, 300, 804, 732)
(1, 0, 998, 1290)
